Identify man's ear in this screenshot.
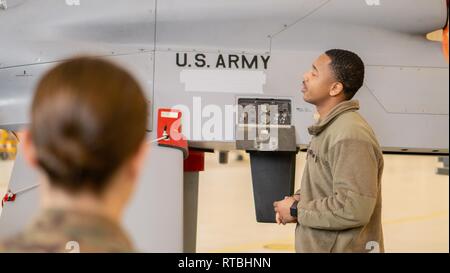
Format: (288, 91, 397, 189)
(329, 82, 344, 97)
(21, 129, 39, 168)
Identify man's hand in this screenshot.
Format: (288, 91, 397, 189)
(273, 196, 298, 225)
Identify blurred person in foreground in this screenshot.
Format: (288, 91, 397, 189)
(0, 57, 149, 252)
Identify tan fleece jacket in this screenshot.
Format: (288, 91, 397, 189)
(295, 99, 384, 253)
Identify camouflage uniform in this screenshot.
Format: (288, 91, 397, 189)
(0, 208, 135, 253)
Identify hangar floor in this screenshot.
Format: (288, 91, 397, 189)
(0, 152, 448, 253)
(196, 151, 449, 253)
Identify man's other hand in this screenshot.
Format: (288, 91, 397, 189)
(273, 196, 297, 225)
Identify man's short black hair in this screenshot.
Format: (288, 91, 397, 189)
(325, 49, 365, 100)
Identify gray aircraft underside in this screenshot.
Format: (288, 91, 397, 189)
(0, 0, 448, 252)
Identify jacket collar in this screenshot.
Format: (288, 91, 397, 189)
(27, 208, 134, 251)
(308, 100, 360, 136)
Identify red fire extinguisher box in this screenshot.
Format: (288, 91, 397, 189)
(156, 108, 188, 159)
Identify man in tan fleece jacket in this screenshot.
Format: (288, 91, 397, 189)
(273, 49, 384, 253)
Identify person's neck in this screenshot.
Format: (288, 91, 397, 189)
(40, 183, 122, 224)
(315, 98, 345, 122)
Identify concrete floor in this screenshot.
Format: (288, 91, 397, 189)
(0, 152, 448, 253)
(196, 152, 449, 253)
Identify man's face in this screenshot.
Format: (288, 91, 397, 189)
(301, 54, 336, 105)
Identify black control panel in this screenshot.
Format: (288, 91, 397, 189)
(237, 98, 292, 126)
